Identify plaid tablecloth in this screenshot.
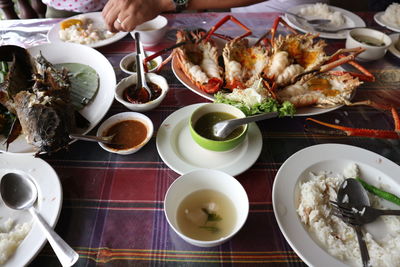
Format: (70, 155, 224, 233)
(2, 11, 400, 267)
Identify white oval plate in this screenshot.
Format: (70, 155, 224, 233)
(47, 12, 129, 48)
(272, 143, 400, 266)
(389, 33, 400, 59)
(156, 103, 262, 176)
(0, 42, 116, 154)
(374, 12, 400, 33)
(0, 154, 62, 267)
(284, 4, 366, 39)
(172, 38, 345, 117)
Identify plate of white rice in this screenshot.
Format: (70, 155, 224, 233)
(0, 154, 62, 266)
(272, 144, 400, 267)
(374, 3, 400, 33)
(284, 3, 366, 39)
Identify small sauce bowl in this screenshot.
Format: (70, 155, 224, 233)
(96, 112, 153, 155)
(120, 51, 162, 75)
(115, 73, 169, 112)
(346, 28, 392, 62)
(189, 103, 248, 152)
(130, 15, 168, 47)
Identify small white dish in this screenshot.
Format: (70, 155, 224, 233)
(96, 112, 153, 155)
(374, 12, 400, 33)
(119, 51, 162, 75)
(272, 143, 400, 266)
(164, 169, 249, 247)
(156, 103, 262, 176)
(346, 28, 392, 62)
(131, 15, 168, 47)
(115, 73, 168, 112)
(389, 33, 400, 59)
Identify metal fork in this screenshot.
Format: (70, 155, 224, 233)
(330, 201, 400, 225)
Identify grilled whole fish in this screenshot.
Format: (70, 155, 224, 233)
(0, 45, 88, 153)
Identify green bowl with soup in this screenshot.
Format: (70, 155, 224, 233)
(189, 103, 248, 152)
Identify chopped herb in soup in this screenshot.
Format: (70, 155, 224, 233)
(353, 34, 385, 47)
(127, 59, 158, 72)
(194, 112, 243, 141)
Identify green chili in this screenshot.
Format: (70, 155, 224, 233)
(356, 177, 400, 206)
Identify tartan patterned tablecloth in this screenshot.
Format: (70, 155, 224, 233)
(3, 12, 399, 266)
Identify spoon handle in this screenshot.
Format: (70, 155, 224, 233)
(69, 134, 113, 144)
(226, 112, 279, 128)
(353, 225, 370, 267)
(29, 208, 79, 267)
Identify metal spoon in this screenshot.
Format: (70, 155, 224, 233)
(264, 5, 331, 26)
(0, 173, 79, 267)
(69, 133, 116, 144)
(337, 178, 370, 267)
(313, 26, 361, 34)
(125, 32, 152, 103)
(213, 112, 278, 139)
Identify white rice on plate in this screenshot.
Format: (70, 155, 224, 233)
(299, 3, 345, 27)
(0, 218, 31, 264)
(381, 3, 400, 28)
(297, 164, 400, 267)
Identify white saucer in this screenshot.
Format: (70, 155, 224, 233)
(156, 103, 262, 176)
(389, 33, 400, 59)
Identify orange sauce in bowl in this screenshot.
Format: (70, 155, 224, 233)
(104, 120, 148, 150)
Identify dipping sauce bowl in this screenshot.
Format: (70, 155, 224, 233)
(120, 51, 162, 75)
(130, 15, 168, 47)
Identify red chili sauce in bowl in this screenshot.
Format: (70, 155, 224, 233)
(104, 120, 148, 150)
(123, 82, 162, 104)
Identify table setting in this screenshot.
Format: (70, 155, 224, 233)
(1, 3, 400, 267)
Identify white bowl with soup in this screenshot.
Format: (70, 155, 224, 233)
(164, 169, 249, 247)
(346, 28, 392, 62)
(130, 15, 168, 47)
(96, 112, 153, 155)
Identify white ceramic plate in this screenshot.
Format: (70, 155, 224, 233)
(0, 154, 62, 267)
(374, 12, 400, 33)
(47, 12, 129, 48)
(172, 56, 345, 117)
(284, 5, 366, 39)
(389, 33, 400, 59)
(156, 103, 262, 176)
(0, 42, 116, 154)
(272, 143, 400, 266)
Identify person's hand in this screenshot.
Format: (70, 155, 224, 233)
(102, 0, 174, 32)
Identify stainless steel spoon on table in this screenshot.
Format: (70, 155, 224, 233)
(69, 133, 116, 144)
(212, 112, 278, 139)
(0, 173, 79, 267)
(313, 26, 362, 33)
(264, 5, 331, 26)
(336, 178, 370, 267)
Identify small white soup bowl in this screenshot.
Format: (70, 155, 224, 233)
(164, 169, 249, 247)
(115, 73, 169, 112)
(96, 112, 153, 155)
(119, 51, 163, 75)
(346, 28, 392, 62)
(130, 15, 168, 47)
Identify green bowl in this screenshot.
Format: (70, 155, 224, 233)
(189, 103, 248, 152)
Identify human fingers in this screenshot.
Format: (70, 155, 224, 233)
(102, 0, 120, 32)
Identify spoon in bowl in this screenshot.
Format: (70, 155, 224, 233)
(69, 133, 116, 144)
(212, 112, 278, 139)
(125, 32, 152, 103)
(337, 178, 370, 267)
(0, 172, 79, 267)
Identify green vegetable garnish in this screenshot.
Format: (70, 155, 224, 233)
(202, 208, 222, 222)
(356, 177, 400, 206)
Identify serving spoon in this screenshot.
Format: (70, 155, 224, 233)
(69, 133, 116, 144)
(0, 172, 79, 267)
(337, 178, 370, 267)
(212, 112, 278, 139)
(125, 32, 152, 103)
